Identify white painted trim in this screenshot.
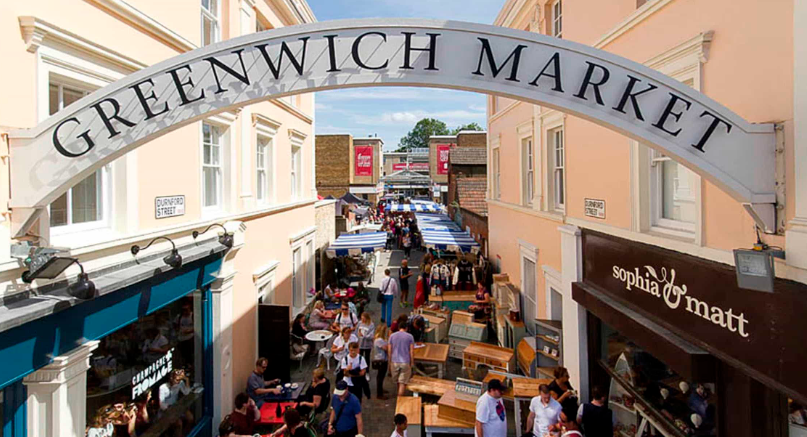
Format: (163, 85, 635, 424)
(289, 225, 316, 245)
(19, 16, 147, 71)
(543, 264, 563, 321)
(288, 128, 308, 145)
(253, 259, 280, 285)
(488, 100, 523, 123)
(487, 198, 565, 223)
(272, 99, 314, 124)
(494, 0, 531, 27)
(592, 0, 677, 48)
(85, 0, 197, 52)
(518, 238, 539, 261)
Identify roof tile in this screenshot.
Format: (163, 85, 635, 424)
(449, 147, 487, 165)
(456, 177, 488, 216)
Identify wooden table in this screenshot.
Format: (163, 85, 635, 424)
(407, 375, 456, 397)
(396, 396, 422, 436)
(424, 404, 474, 436)
(413, 343, 450, 378)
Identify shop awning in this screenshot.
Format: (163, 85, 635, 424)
(326, 232, 387, 258)
(421, 229, 481, 253)
(415, 213, 460, 231)
(572, 282, 716, 381)
(385, 203, 443, 213)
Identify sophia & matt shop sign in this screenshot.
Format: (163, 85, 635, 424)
(580, 230, 807, 404)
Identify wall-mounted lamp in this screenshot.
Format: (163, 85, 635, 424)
(21, 257, 96, 300)
(192, 223, 234, 249)
(131, 236, 182, 269)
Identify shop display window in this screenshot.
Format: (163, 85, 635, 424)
(598, 322, 717, 437)
(85, 294, 205, 437)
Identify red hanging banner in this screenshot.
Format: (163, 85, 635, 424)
(354, 146, 373, 176)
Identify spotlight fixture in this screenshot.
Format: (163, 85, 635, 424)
(733, 227, 785, 293)
(131, 236, 182, 269)
(21, 256, 97, 300)
(192, 223, 234, 249)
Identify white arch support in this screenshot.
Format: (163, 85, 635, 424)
(8, 19, 776, 236)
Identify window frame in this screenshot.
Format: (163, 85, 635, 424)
(552, 0, 563, 38)
(492, 138, 501, 200)
(47, 77, 112, 235)
(519, 241, 540, 336)
(649, 150, 697, 234)
(547, 125, 566, 213)
(256, 136, 272, 204)
(201, 0, 220, 46)
(290, 145, 301, 200)
(520, 133, 535, 207)
(201, 122, 224, 212)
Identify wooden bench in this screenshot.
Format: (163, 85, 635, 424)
(396, 396, 422, 437)
(407, 375, 456, 397)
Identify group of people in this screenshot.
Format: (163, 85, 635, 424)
(475, 366, 614, 437)
(382, 212, 418, 257)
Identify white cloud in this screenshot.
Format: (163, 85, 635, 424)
(315, 103, 331, 110)
(364, 109, 486, 126)
(470, 104, 487, 112)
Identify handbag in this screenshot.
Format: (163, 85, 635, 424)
(371, 360, 386, 370)
(321, 397, 347, 435)
(377, 279, 390, 303)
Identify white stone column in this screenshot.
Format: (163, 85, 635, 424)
(558, 224, 588, 403)
(209, 221, 245, 429)
(23, 340, 99, 437)
(787, 0, 807, 269)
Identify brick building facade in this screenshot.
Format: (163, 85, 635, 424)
(447, 143, 489, 255)
(315, 134, 383, 202)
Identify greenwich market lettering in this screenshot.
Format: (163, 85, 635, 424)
(131, 348, 173, 399)
(51, 32, 733, 159)
(612, 265, 750, 338)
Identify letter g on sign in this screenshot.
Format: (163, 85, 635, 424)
(53, 117, 95, 158)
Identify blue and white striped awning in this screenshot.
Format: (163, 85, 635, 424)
(326, 232, 387, 258)
(385, 203, 443, 213)
(421, 229, 481, 253)
(416, 213, 460, 231)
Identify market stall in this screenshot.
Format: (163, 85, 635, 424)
(386, 202, 444, 213)
(326, 232, 386, 284)
(421, 229, 481, 253)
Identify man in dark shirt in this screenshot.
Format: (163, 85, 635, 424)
(229, 392, 260, 435)
(399, 259, 413, 308)
(246, 357, 281, 408)
(576, 386, 614, 437)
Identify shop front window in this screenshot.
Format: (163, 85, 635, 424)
(86, 294, 206, 437)
(599, 322, 718, 437)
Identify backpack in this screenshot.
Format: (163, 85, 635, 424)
(336, 312, 357, 327)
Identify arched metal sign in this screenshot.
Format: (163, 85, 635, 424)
(8, 19, 775, 234)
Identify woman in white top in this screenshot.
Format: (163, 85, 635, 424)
(331, 327, 358, 364)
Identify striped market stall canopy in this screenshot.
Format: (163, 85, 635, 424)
(385, 203, 444, 213)
(326, 232, 387, 258)
(415, 213, 461, 231)
(421, 229, 481, 253)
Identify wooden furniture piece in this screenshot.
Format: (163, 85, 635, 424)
(496, 314, 527, 350)
(425, 326, 437, 343)
(424, 404, 474, 436)
(421, 313, 448, 343)
(517, 337, 537, 377)
(429, 292, 475, 311)
(534, 319, 563, 379)
(462, 341, 515, 374)
(448, 312, 487, 359)
(437, 389, 476, 426)
(407, 375, 456, 397)
(396, 396, 423, 437)
(414, 343, 450, 378)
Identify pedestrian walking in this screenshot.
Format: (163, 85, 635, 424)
(402, 229, 412, 258)
(379, 269, 398, 327)
(340, 342, 369, 403)
(372, 325, 390, 400)
(475, 379, 507, 437)
(399, 259, 413, 308)
(577, 386, 614, 437)
(328, 381, 363, 437)
(357, 312, 375, 366)
(388, 321, 414, 396)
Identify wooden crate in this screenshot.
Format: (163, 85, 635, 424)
(437, 390, 476, 426)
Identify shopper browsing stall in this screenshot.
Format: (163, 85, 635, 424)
(549, 366, 579, 411)
(526, 384, 562, 437)
(475, 379, 507, 437)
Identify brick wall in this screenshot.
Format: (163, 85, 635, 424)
(352, 138, 382, 185)
(429, 137, 456, 184)
(456, 132, 487, 148)
(456, 208, 489, 257)
(316, 135, 351, 193)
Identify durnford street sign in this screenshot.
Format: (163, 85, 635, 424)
(8, 19, 776, 236)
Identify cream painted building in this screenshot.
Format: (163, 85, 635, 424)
(0, 0, 318, 436)
(489, 0, 806, 436)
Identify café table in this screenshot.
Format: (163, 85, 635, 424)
(305, 330, 334, 352)
(258, 401, 297, 426)
(264, 382, 308, 402)
(413, 343, 449, 379)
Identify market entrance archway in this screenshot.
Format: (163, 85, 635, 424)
(8, 19, 776, 235)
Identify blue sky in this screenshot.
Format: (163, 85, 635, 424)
(308, 0, 505, 150)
